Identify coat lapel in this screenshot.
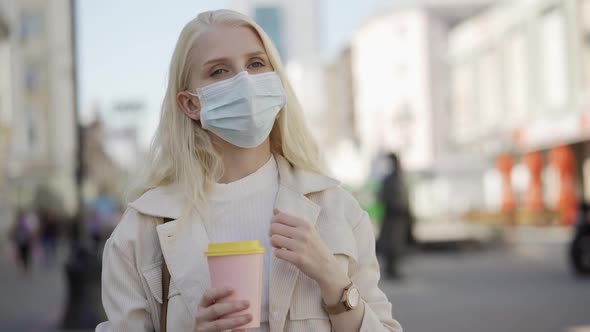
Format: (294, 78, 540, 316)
(269, 155, 340, 331)
(269, 185, 321, 331)
(130, 183, 211, 320)
(156, 210, 211, 319)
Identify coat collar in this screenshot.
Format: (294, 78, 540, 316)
(128, 154, 340, 219)
(274, 154, 340, 197)
(127, 154, 340, 330)
(127, 182, 184, 220)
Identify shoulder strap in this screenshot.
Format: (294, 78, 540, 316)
(160, 218, 173, 332)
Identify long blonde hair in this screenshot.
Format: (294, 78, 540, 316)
(129, 9, 323, 212)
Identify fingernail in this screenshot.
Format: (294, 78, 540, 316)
(241, 301, 249, 308)
(273, 209, 280, 215)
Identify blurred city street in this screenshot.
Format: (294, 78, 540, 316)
(0, 228, 589, 332)
(384, 228, 590, 332)
(0, 243, 65, 331)
(2, 0, 590, 330)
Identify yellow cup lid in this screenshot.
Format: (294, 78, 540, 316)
(205, 240, 265, 257)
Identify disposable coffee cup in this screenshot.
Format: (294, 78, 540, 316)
(205, 240, 265, 329)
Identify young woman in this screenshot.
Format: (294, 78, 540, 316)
(97, 9, 402, 332)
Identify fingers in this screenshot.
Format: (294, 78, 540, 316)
(198, 313, 252, 332)
(199, 287, 233, 308)
(274, 247, 300, 265)
(272, 209, 307, 229)
(196, 295, 252, 332)
(199, 300, 250, 322)
(270, 234, 297, 250)
(269, 222, 300, 239)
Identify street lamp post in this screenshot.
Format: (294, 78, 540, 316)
(61, 0, 105, 328)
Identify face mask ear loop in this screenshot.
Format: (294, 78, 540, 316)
(182, 91, 201, 119)
(185, 90, 202, 108)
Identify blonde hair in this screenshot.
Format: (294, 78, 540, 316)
(129, 9, 323, 212)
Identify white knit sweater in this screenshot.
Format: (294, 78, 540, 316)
(205, 155, 278, 332)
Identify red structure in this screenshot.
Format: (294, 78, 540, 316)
(496, 154, 516, 213)
(549, 146, 578, 226)
(523, 152, 545, 212)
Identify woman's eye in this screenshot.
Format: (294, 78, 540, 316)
(249, 61, 265, 69)
(211, 68, 227, 77)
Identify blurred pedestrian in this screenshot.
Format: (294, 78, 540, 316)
(570, 201, 590, 276)
(88, 188, 116, 250)
(39, 208, 60, 267)
(377, 153, 414, 279)
(11, 208, 39, 273)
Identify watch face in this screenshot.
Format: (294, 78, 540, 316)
(346, 287, 360, 308)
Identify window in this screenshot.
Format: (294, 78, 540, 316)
(451, 62, 476, 142)
(22, 103, 47, 160)
(24, 63, 41, 92)
(254, 7, 285, 59)
(477, 50, 502, 130)
(579, 0, 590, 96)
(0, 95, 3, 125)
(503, 29, 528, 124)
(26, 106, 36, 151)
(0, 15, 8, 39)
(539, 7, 568, 112)
(20, 10, 43, 41)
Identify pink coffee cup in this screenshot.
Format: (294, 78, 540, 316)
(205, 240, 265, 329)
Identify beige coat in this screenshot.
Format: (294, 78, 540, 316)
(96, 156, 403, 332)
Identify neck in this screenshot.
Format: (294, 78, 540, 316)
(214, 138, 273, 184)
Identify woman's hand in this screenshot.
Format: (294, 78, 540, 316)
(194, 287, 252, 332)
(269, 209, 350, 301)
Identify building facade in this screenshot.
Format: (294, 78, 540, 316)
(228, 0, 327, 141)
(449, 0, 590, 225)
(350, 1, 492, 219)
(0, 0, 77, 218)
(0, 5, 11, 229)
(229, 0, 320, 64)
(320, 47, 365, 185)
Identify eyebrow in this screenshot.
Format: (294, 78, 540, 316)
(202, 51, 268, 67)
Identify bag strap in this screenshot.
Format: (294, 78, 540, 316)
(160, 218, 173, 332)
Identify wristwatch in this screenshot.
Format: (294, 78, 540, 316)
(322, 282, 360, 315)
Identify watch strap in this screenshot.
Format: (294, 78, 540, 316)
(322, 282, 354, 315)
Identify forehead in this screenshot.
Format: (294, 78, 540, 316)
(192, 24, 267, 66)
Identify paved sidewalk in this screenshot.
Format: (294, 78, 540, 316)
(0, 242, 66, 332)
(381, 236, 590, 332)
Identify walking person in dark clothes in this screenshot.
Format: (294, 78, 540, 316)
(11, 208, 39, 273)
(377, 153, 414, 279)
(39, 208, 60, 267)
(570, 201, 590, 275)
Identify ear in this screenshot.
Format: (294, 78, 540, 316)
(177, 91, 201, 121)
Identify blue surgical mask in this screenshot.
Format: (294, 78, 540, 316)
(188, 71, 286, 148)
